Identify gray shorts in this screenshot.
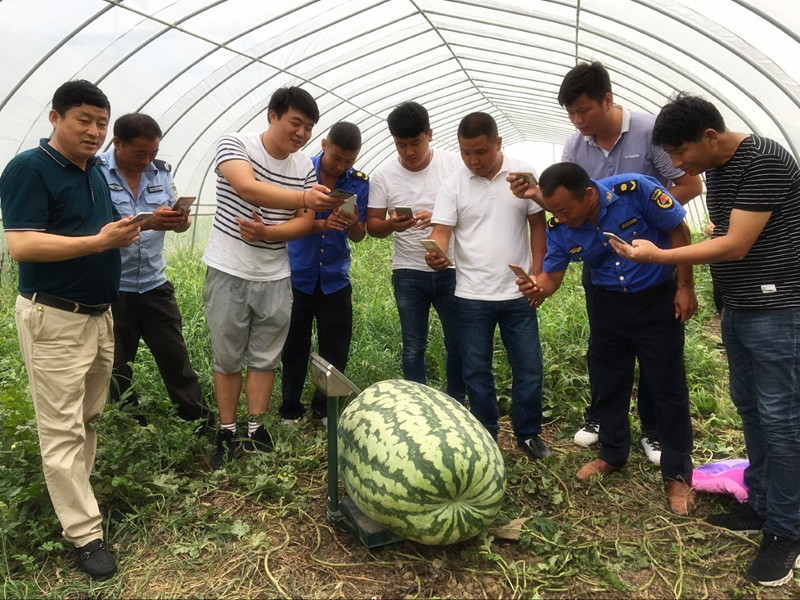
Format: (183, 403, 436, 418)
(203, 267, 292, 374)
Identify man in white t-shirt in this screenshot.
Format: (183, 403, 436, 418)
(426, 112, 550, 459)
(203, 87, 343, 470)
(366, 102, 465, 402)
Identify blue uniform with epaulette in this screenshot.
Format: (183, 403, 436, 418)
(96, 149, 211, 424)
(280, 154, 369, 421)
(543, 174, 693, 483)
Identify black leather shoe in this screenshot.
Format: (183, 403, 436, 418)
(74, 539, 117, 578)
(517, 435, 552, 459)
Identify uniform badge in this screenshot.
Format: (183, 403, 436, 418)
(650, 188, 673, 209)
(613, 180, 637, 195)
(547, 216, 561, 230)
(108, 183, 124, 191)
(569, 246, 583, 254)
(619, 217, 639, 230)
(146, 185, 164, 194)
(351, 169, 369, 181)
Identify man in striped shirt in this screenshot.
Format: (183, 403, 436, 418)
(202, 87, 342, 470)
(612, 93, 800, 587)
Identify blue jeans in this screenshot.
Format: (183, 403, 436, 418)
(722, 306, 800, 539)
(391, 269, 465, 402)
(458, 296, 543, 439)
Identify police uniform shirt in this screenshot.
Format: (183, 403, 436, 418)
(96, 149, 176, 293)
(542, 173, 687, 293)
(287, 153, 369, 295)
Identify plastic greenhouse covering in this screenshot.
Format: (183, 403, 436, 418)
(2, 0, 800, 229)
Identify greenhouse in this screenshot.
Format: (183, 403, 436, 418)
(2, 0, 800, 597)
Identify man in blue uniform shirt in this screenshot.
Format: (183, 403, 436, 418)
(556, 61, 701, 457)
(279, 122, 368, 424)
(97, 113, 212, 426)
(518, 162, 697, 514)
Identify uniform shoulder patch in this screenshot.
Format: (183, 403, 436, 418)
(154, 158, 172, 173)
(546, 216, 561, 230)
(350, 169, 368, 181)
(650, 187, 674, 209)
(612, 180, 638, 195)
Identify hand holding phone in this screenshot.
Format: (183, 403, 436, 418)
(603, 231, 631, 246)
(173, 196, 195, 212)
(330, 189, 357, 214)
(421, 238, 453, 267)
(395, 206, 414, 219)
(508, 263, 535, 286)
(130, 211, 154, 224)
(509, 172, 538, 187)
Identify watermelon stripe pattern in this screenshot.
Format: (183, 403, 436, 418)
(338, 379, 506, 545)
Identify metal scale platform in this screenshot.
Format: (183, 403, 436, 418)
(309, 353, 404, 549)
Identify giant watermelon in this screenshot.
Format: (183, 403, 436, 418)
(338, 379, 506, 545)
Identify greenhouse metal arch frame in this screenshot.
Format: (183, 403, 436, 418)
(1, 0, 799, 217)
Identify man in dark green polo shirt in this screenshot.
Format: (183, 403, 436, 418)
(0, 80, 141, 579)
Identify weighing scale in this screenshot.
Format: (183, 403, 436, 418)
(309, 352, 404, 548)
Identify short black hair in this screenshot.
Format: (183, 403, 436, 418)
(113, 113, 162, 143)
(457, 112, 498, 140)
(387, 102, 430, 139)
(653, 93, 727, 148)
(268, 86, 319, 124)
(538, 162, 593, 199)
(557, 61, 612, 107)
(52, 80, 110, 116)
(327, 121, 362, 152)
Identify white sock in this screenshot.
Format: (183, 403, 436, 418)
(248, 421, 259, 437)
(220, 422, 236, 434)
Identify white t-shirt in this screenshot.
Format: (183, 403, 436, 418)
(432, 155, 542, 300)
(203, 132, 315, 281)
(368, 150, 461, 270)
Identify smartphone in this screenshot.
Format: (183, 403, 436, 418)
(508, 263, 534, 286)
(510, 171, 538, 187)
(130, 211, 154, 224)
(395, 206, 414, 219)
(329, 189, 357, 214)
(603, 231, 631, 246)
(420, 238, 453, 267)
(340, 194, 358, 215)
(173, 196, 196, 212)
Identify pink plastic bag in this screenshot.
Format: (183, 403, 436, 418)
(692, 459, 749, 502)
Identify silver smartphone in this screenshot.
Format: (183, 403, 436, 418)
(420, 238, 453, 267)
(603, 231, 630, 245)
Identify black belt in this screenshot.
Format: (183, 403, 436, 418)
(20, 291, 110, 315)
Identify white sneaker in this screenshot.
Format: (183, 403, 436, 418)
(281, 418, 299, 427)
(320, 417, 328, 429)
(573, 419, 600, 447)
(640, 435, 662, 466)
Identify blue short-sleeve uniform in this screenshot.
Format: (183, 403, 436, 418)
(287, 154, 369, 295)
(96, 149, 176, 293)
(543, 173, 687, 292)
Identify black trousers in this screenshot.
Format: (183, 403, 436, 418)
(582, 262, 658, 437)
(589, 279, 693, 482)
(280, 283, 353, 419)
(110, 281, 210, 422)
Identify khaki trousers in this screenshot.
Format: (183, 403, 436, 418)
(15, 295, 114, 547)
